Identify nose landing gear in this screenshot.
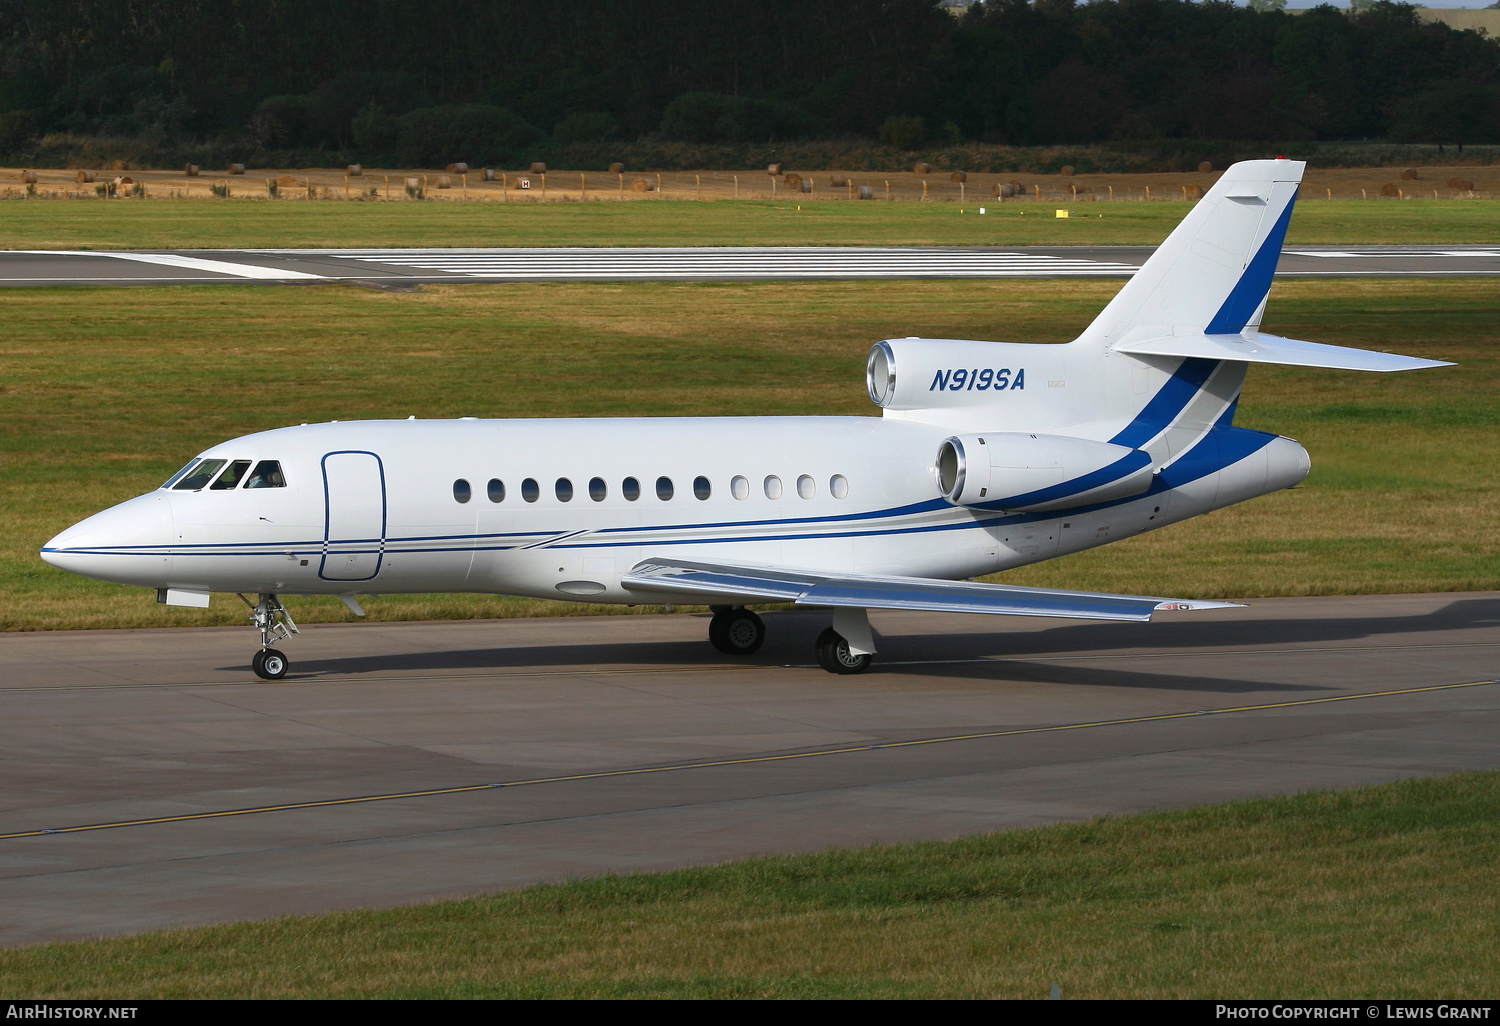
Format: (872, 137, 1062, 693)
(239, 593, 300, 680)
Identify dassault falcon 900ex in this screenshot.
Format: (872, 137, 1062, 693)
(42, 159, 1449, 679)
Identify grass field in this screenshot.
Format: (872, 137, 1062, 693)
(2, 771, 1496, 998)
(1, 196, 1498, 250)
(1, 277, 1493, 632)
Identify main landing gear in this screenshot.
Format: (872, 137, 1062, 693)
(707, 605, 876, 674)
(240, 593, 300, 680)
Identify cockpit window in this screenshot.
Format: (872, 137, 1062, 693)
(173, 459, 226, 491)
(244, 460, 287, 489)
(210, 460, 251, 490)
(162, 459, 202, 490)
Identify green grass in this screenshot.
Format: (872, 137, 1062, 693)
(3, 771, 1497, 998)
(0, 197, 1498, 249)
(2, 277, 1494, 631)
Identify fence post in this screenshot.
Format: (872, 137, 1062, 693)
(581, 172, 586, 199)
(656, 173, 662, 196)
(960, 182, 965, 203)
(922, 180, 928, 201)
(618, 172, 624, 198)
(542, 173, 546, 200)
(503, 172, 508, 201)
(1108, 185, 1113, 201)
(344, 174, 349, 199)
(733, 174, 739, 199)
(1034, 184, 1041, 201)
(696, 174, 701, 200)
(462, 174, 468, 200)
(885, 180, 890, 200)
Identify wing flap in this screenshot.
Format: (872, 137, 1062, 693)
(1116, 332, 1451, 373)
(622, 558, 1240, 622)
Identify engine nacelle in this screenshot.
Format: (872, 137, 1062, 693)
(867, 337, 1065, 412)
(936, 432, 1154, 512)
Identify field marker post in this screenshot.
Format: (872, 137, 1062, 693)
(580, 172, 586, 199)
(344, 174, 349, 199)
(922, 180, 928, 201)
(1362, 189, 1367, 200)
(847, 180, 853, 200)
(384, 175, 389, 200)
(656, 173, 662, 196)
(1145, 185, 1151, 201)
(885, 180, 890, 200)
(462, 174, 468, 199)
(733, 174, 738, 199)
(1034, 184, 1040, 200)
(542, 173, 546, 200)
(1108, 185, 1113, 200)
(696, 174, 700, 200)
(502, 173, 508, 201)
(960, 181, 965, 202)
(772, 177, 777, 198)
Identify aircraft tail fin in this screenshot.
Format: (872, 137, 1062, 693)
(1075, 159, 1305, 351)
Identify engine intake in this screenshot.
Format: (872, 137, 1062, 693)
(936, 432, 1153, 512)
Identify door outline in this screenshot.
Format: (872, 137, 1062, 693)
(319, 450, 387, 582)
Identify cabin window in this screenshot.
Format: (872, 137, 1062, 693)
(210, 460, 251, 490)
(556, 478, 574, 502)
(522, 477, 539, 502)
(731, 475, 749, 500)
(162, 459, 201, 489)
(589, 477, 607, 501)
(487, 478, 505, 502)
(763, 475, 782, 499)
(656, 476, 674, 500)
(693, 476, 711, 500)
(797, 475, 815, 499)
(830, 474, 848, 499)
(173, 459, 226, 491)
(622, 477, 640, 501)
(244, 460, 286, 488)
(453, 479, 472, 503)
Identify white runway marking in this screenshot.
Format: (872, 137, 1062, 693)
(22, 250, 325, 279)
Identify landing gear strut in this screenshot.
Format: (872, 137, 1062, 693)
(709, 606, 765, 655)
(240, 593, 299, 680)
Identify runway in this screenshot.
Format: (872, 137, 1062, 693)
(1, 591, 1497, 946)
(0, 244, 1497, 287)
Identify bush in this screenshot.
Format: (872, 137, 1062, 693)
(879, 115, 925, 150)
(250, 95, 311, 148)
(659, 92, 814, 143)
(394, 104, 541, 167)
(351, 101, 398, 152)
(553, 111, 620, 144)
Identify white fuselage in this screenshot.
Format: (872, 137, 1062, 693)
(41, 411, 1309, 605)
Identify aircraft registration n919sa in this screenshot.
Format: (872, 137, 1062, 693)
(42, 160, 1450, 679)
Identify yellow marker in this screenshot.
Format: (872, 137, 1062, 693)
(1055, 209, 1069, 218)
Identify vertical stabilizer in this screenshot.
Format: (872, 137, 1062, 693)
(1074, 159, 1305, 352)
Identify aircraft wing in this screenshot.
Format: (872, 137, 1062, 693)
(621, 558, 1241, 622)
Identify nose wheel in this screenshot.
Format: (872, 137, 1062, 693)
(252, 648, 290, 680)
(239, 593, 299, 680)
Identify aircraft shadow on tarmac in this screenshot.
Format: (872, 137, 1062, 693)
(221, 596, 1499, 693)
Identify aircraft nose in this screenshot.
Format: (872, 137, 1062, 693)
(41, 493, 174, 586)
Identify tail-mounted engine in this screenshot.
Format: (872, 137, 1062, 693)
(936, 432, 1153, 512)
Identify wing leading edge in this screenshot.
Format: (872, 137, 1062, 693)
(621, 558, 1241, 622)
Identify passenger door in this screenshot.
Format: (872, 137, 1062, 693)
(321, 451, 386, 581)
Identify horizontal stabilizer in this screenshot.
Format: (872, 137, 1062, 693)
(1115, 332, 1451, 373)
(622, 558, 1241, 622)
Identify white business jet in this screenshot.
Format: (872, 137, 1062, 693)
(42, 159, 1448, 678)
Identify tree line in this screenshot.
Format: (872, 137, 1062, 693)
(0, 0, 1495, 167)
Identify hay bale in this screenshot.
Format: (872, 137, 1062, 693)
(830, 174, 849, 187)
(529, 161, 547, 173)
(436, 175, 452, 189)
(1059, 165, 1075, 176)
(483, 168, 497, 181)
(857, 185, 874, 200)
(1401, 167, 1418, 180)
(1010, 180, 1022, 193)
(184, 164, 199, 176)
(109, 159, 129, 171)
(118, 176, 133, 185)
(21, 170, 36, 183)
(783, 173, 803, 188)
(1448, 176, 1474, 190)
(608, 162, 624, 174)
(404, 177, 422, 189)
(75, 170, 95, 183)
(950, 170, 967, 182)
(446, 162, 468, 174)
(629, 177, 649, 192)
(1185, 184, 1203, 200)
(346, 164, 362, 176)
(767, 163, 782, 176)
(229, 163, 246, 175)
(276, 174, 298, 187)
(1198, 161, 1213, 173)
(1380, 183, 1400, 197)
(799, 179, 812, 194)
(912, 162, 930, 175)
(995, 183, 1015, 198)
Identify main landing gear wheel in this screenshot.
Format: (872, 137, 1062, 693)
(816, 627, 872, 675)
(709, 607, 765, 655)
(252, 648, 289, 680)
